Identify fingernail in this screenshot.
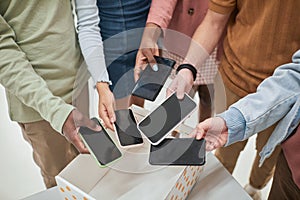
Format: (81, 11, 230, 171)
(110, 117, 115, 123)
(153, 64, 158, 71)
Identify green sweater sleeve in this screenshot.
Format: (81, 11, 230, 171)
(0, 15, 74, 134)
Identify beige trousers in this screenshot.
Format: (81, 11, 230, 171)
(19, 121, 79, 188)
(18, 84, 89, 188)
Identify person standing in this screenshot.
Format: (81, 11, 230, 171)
(96, 0, 151, 111)
(0, 0, 100, 188)
(192, 49, 300, 199)
(167, 1, 300, 199)
(135, 0, 221, 123)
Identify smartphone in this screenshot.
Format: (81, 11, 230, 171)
(114, 109, 143, 148)
(149, 138, 206, 166)
(79, 118, 122, 167)
(132, 55, 176, 101)
(138, 93, 197, 145)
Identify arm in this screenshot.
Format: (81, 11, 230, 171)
(0, 15, 100, 153)
(134, 0, 178, 80)
(168, 8, 231, 98)
(75, 0, 116, 130)
(192, 50, 300, 150)
(0, 15, 74, 134)
(223, 50, 300, 144)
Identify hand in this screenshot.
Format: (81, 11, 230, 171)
(134, 46, 159, 81)
(96, 82, 116, 131)
(62, 109, 102, 153)
(166, 68, 194, 99)
(134, 23, 161, 81)
(190, 117, 228, 151)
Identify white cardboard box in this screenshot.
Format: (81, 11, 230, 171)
(55, 106, 203, 200)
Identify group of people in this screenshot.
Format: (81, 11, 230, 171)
(1, 0, 299, 199)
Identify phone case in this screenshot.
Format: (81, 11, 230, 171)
(79, 118, 122, 167)
(132, 56, 176, 101)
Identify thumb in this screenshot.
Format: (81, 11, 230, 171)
(85, 118, 102, 132)
(74, 110, 102, 131)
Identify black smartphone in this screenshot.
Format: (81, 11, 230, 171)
(149, 138, 206, 166)
(79, 118, 122, 167)
(132, 55, 176, 101)
(114, 109, 143, 148)
(138, 93, 197, 145)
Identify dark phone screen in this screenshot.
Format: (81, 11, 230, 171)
(114, 109, 143, 146)
(149, 138, 206, 166)
(79, 118, 122, 166)
(131, 56, 176, 101)
(138, 93, 196, 144)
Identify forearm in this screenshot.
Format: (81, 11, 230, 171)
(75, 0, 110, 84)
(0, 16, 74, 133)
(139, 23, 162, 48)
(185, 10, 230, 68)
(220, 50, 300, 145)
(146, 0, 178, 30)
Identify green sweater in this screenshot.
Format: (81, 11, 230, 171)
(0, 0, 84, 133)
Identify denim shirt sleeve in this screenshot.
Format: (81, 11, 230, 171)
(219, 50, 300, 146)
(75, 0, 111, 85)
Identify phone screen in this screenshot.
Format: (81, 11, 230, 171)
(132, 56, 176, 101)
(149, 138, 206, 166)
(114, 109, 143, 147)
(138, 93, 196, 144)
(79, 118, 122, 166)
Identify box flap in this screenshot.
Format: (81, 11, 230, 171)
(58, 154, 110, 193)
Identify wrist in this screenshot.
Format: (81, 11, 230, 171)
(176, 64, 197, 81)
(96, 82, 110, 93)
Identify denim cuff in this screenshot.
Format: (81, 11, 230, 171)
(217, 107, 246, 146)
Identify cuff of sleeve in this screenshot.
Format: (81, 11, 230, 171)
(147, 16, 168, 30)
(209, 0, 236, 15)
(217, 107, 246, 146)
(51, 104, 75, 134)
(92, 72, 112, 87)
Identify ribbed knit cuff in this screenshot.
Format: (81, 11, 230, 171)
(217, 107, 246, 146)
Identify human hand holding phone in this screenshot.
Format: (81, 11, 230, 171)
(79, 118, 122, 167)
(132, 56, 176, 101)
(96, 82, 116, 131)
(166, 68, 194, 99)
(190, 117, 228, 151)
(134, 23, 162, 81)
(62, 109, 102, 154)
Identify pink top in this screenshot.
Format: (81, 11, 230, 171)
(146, 0, 220, 85)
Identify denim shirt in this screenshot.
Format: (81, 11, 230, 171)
(219, 50, 300, 166)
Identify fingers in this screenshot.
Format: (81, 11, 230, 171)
(62, 110, 90, 154)
(71, 133, 89, 154)
(190, 119, 211, 140)
(134, 51, 147, 81)
(99, 102, 115, 131)
(81, 115, 102, 132)
(204, 134, 225, 151)
(166, 77, 177, 98)
(176, 78, 186, 100)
